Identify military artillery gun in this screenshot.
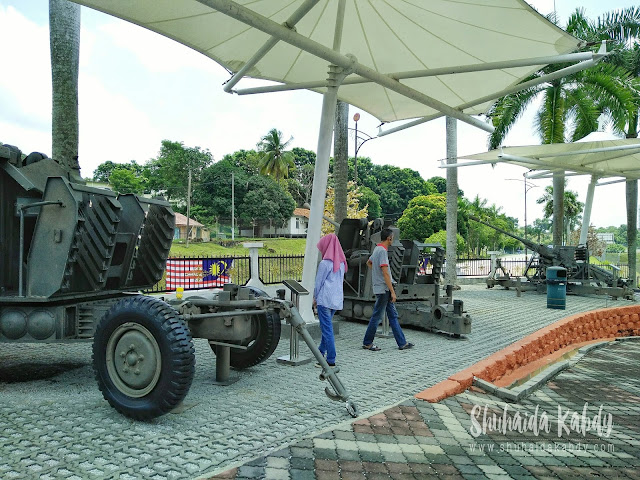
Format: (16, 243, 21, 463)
(0, 143, 357, 419)
(335, 217, 471, 336)
(469, 216, 633, 299)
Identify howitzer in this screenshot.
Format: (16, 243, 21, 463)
(469, 216, 633, 299)
(1, 143, 357, 419)
(336, 218, 471, 336)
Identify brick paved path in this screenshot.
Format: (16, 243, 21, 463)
(210, 340, 640, 480)
(0, 286, 630, 479)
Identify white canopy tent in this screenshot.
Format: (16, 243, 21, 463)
(69, 0, 589, 319)
(448, 136, 640, 244)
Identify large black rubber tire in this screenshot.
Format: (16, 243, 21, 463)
(93, 296, 195, 420)
(210, 311, 281, 370)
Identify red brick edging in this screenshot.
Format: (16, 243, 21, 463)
(416, 305, 640, 403)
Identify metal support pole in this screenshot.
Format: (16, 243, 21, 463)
(213, 345, 236, 385)
(579, 176, 597, 245)
(285, 303, 357, 417)
(186, 167, 191, 247)
(18, 209, 25, 297)
(277, 289, 313, 366)
(354, 119, 358, 185)
(222, 0, 321, 92)
(200, 0, 494, 133)
(378, 59, 597, 137)
(445, 116, 458, 287)
(299, 0, 349, 322)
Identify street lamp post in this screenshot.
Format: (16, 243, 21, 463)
(506, 173, 538, 259)
(350, 112, 375, 185)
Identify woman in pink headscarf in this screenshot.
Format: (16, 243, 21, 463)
(313, 233, 347, 367)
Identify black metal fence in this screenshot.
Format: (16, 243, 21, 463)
(258, 255, 304, 285)
(144, 254, 632, 293)
(455, 257, 631, 279)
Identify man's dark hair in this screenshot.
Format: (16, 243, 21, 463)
(381, 228, 394, 242)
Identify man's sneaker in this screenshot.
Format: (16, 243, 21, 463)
(399, 342, 415, 350)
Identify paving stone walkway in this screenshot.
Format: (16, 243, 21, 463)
(0, 286, 632, 479)
(209, 340, 640, 480)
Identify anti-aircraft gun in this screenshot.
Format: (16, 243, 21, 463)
(335, 217, 471, 336)
(469, 216, 633, 299)
(0, 143, 357, 419)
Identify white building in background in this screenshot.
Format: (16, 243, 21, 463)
(241, 208, 309, 238)
(596, 232, 615, 244)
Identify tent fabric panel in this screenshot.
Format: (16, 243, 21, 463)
(459, 139, 640, 179)
(70, 0, 581, 124)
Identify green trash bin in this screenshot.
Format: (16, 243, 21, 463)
(546, 266, 567, 310)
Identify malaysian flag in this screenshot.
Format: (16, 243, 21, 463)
(165, 258, 233, 290)
(418, 256, 431, 275)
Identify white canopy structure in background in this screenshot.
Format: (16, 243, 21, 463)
(69, 0, 593, 319)
(448, 135, 640, 244)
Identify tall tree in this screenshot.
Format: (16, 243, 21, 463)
(333, 100, 349, 226)
(565, 7, 640, 283)
(49, 0, 80, 175)
(536, 183, 584, 244)
(487, 11, 636, 247)
(257, 128, 295, 182)
(145, 140, 213, 201)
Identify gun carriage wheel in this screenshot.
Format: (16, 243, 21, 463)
(92, 296, 195, 420)
(209, 310, 281, 369)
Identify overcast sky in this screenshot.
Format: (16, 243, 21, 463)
(0, 0, 637, 228)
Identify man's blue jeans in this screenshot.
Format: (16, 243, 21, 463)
(317, 305, 337, 364)
(363, 291, 407, 348)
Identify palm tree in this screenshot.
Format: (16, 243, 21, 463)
(487, 62, 634, 149)
(487, 10, 637, 248)
(566, 7, 640, 285)
(333, 100, 349, 226)
(257, 128, 295, 182)
(49, 0, 81, 174)
(536, 183, 584, 245)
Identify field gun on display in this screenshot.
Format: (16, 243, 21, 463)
(0, 143, 357, 420)
(334, 217, 471, 336)
(469, 216, 633, 300)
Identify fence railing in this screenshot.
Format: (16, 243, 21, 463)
(258, 255, 304, 285)
(455, 257, 631, 279)
(143, 254, 632, 293)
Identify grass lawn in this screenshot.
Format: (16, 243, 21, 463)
(170, 237, 307, 257)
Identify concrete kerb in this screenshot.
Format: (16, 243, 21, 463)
(416, 304, 640, 404)
(472, 339, 615, 403)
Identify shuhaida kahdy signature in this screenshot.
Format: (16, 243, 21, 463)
(469, 403, 613, 439)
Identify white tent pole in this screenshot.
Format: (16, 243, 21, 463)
(579, 175, 598, 245)
(534, 143, 640, 158)
(439, 159, 508, 168)
(596, 178, 627, 186)
(445, 117, 458, 287)
(200, 0, 494, 133)
(223, 0, 321, 92)
(499, 153, 629, 177)
(298, 0, 348, 322)
(379, 59, 596, 137)
(234, 51, 602, 95)
(526, 171, 584, 179)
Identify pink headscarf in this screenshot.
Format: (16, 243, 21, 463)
(317, 233, 347, 272)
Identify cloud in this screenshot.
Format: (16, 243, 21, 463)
(0, 6, 51, 127)
(77, 75, 160, 176)
(99, 21, 219, 74)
